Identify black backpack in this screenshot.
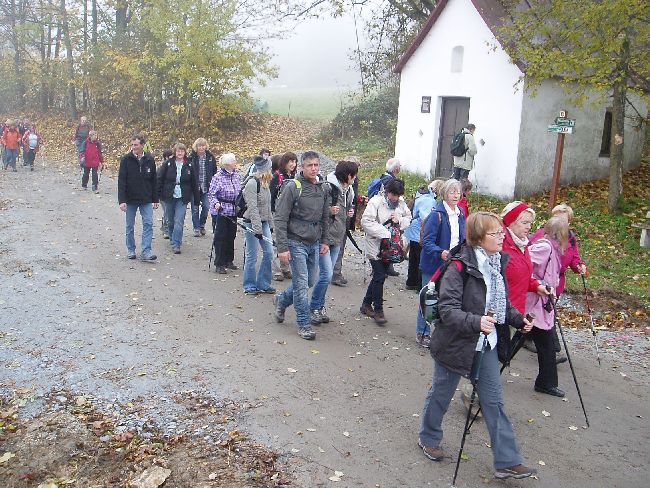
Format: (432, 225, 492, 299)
(450, 131, 468, 157)
(235, 177, 260, 218)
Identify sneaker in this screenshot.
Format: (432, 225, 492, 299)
(331, 277, 347, 287)
(273, 294, 285, 323)
(317, 307, 330, 323)
(282, 270, 292, 279)
(416, 334, 430, 348)
(374, 311, 387, 326)
(273, 273, 284, 282)
(298, 326, 316, 340)
(556, 355, 568, 365)
(359, 303, 375, 318)
(200, 227, 206, 236)
(140, 254, 157, 262)
(172, 247, 181, 254)
(227, 262, 239, 270)
(260, 287, 276, 294)
(418, 439, 444, 461)
(310, 309, 324, 326)
(94, 189, 99, 194)
(193, 229, 201, 237)
(216, 266, 227, 274)
(163, 233, 170, 239)
(127, 253, 137, 260)
(495, 464, 537, 480)
(386, 264, 399, 277)
(244, 289, 259, 296)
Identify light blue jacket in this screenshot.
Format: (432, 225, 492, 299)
(404, 190, 438, 243)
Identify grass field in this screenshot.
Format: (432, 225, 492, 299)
(253, 86, 358, 122)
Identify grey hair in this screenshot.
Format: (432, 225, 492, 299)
(220, 153, 236, 166)
(440, 178, 462, 201)
(385, 157, 401, 173)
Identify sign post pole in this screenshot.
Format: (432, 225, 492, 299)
(548, 110, 568, 211)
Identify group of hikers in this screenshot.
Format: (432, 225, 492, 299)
(109, 119, 587, 481)
(1, 118, 43, 171)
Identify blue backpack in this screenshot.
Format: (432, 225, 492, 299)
(367, 173, 391, 199)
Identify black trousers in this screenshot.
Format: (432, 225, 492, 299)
(529, 327, 558, 389)
(82, 167, 98, 188)
(406, 240, 422, 287)
(363, 259, 388, 312)
(213, 214, 237, 266)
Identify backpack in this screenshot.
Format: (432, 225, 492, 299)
(27, 133, 38, 149)
(450, 131, 468, 157)
(419, 246, 465, 328)
(367, 173, 391, 199)
(378, 220, 406, 264)
(278, 179, 303, 213)
(235, 176, 260, 218)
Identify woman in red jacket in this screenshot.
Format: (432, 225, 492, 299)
(82, 130, 104, 193)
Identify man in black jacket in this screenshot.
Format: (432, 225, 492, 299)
(118, 135, 159, 261)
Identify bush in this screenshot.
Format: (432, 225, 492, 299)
(320, 86, 399, 143)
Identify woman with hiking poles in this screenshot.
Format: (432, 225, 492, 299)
(416, 178, 466, 347)
(524, 215, 570, 397)
(418, 211, 537, 481)
(208, 153, 241, 274)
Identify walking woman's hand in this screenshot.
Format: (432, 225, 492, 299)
(278, 251, 291, 265)
(522, 316, 534, 333)
(119, 203, 126, 212)
(479, 314, 496, 334)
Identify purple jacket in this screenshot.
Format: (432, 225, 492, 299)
(530, 228, 583, 295)
(525, 238, 562, 330)
(208, 168, 241, 217)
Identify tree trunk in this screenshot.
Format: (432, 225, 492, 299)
(91, 0, 98, 44)
(608, 33, 630, 214)
(9, 0, 26, 108)
(82, 0, 88, 110)
(60, 0, 78, 120)
(39, 0, 49, 111)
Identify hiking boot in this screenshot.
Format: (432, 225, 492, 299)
(140, 254, 157, 262)
(227, 262, 239, 270)
(127, 253, 137, 260)
(244, 289, 259, 296)
(534, 385, 565, 397)
(273, 273, 284, 282)
(331, 277, 347, 287)
(193, 229, 201, 237)
(495, 464, 537, 480)
(360, 303, 375, 318)
(317, 307, 330, 323)
(172, 247, 181, 254)
(163, 232, 170, 239)
(273, 294, 285, 323)
(416, 334, 430, 348)
(386, 264, 399, 277)
(298, 326, 316, 340)
(374, 311, 387, 326)
(418, 439, 444, 461)
(310, 309, 324, 325)
(200, 227, 206, 236)
(216, 266, 227, 274)
(459, 391, 481, 418)
(556, 355, 568, 365)
(282, 270, 292, 279)
(260, 287, 276, 294)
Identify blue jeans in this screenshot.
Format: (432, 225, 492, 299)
(3, 148, 18, 169)
(416, 271, 434, 336)
(277, 239, 320, 328)
(191, 192, 210, 230)
(243, 221, 273, 292)
(125, 203, 154, 257)
(310, 244, 340, 311)
(419, 349, 524, 469)
(164, 198, 187, 249)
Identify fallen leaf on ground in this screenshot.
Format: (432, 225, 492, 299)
(542, 410, 551, 417)
(342, 431, 350, 437)
(0, 452, 15, 463)
(569, 425, 578, 431)
(287, 368, 298, 373)
(538, 460, 546, 466)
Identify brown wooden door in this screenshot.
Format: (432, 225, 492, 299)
(435, 97, 470, 177)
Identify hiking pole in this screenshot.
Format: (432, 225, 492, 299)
(550, 295, 590, 427)
(451, 331, 489, 488)
(223, 215, 276, 247)
(581, 274, 602, 366)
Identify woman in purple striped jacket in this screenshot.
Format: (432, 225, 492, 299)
(208, 153, 241, 274)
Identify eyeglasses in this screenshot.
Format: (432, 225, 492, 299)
(448, 190, 461, 195)
(486, 230, 506, 238)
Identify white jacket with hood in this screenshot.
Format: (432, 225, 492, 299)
(361, 194, 411, 260)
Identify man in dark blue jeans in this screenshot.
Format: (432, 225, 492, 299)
(273, 151, 330, 340)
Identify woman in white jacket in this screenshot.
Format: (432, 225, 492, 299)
(360, 178, 411, 325)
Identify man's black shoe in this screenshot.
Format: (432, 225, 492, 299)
(556, 355, 568, 365)
(386, 264, 399, 277)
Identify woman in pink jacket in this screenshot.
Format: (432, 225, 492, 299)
(525, 216, 569, 397)
(82, 130, 103, 193)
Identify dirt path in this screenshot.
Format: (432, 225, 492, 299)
(1, 166, 649, 487)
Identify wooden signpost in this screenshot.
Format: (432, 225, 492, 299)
(547, 110, 576, 211)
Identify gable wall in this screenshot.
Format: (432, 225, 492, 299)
(394, 0, 525, 198)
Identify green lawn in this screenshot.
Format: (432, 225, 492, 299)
(254, 87, 354, 122)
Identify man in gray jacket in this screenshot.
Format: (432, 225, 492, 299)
(273, 151, 330, 340)
(452, 123, 477, 180)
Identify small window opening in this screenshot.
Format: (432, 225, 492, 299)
(451, 46, 464, 73)
(599, 109, 612, 157)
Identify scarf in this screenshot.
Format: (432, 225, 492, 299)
(476, 247, 507, 324)
(508, 227, 529, 252)
(385, 196, 398, 210)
